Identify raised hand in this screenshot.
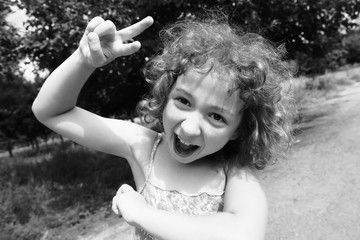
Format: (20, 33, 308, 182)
(79, 16, 153, 68)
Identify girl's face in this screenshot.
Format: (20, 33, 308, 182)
(162, 67, 245, 164)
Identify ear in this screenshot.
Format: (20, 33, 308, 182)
(230, 130, 241, 141)
(230, 115, 244, 141)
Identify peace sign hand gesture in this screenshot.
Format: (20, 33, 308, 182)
(79, 16, 153, 68)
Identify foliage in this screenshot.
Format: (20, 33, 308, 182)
(17, 0, 152, 117)
(0, 142, 133, 239)
(136, 0, 360, 74)
(0, 75, 48, 156)
(0, 1, 47, 156)
(13, 0, 360, 121)
(0, 1, 22, 79)
(0, 0, 358, 147)
(342, 29, 360, 64)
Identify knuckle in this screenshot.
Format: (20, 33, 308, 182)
(104, 20, 116, 29)
(112, 195, 119, 202)
(88, 17, 104, 29)
(93, 16, 104, 23)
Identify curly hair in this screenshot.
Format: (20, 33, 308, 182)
(138, 13, 296, 170)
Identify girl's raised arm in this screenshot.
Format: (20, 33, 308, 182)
(32, 16, 154, 159)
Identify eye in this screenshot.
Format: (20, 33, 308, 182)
(175, 97, 191, 107)
(209, 113, 226, 124)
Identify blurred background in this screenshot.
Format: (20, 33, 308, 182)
(1, 0, 360, 239)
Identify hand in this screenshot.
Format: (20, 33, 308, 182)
(79, 16, 153, 68)
(112, 184, 149, 226)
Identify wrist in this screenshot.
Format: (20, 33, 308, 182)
(72, 48, 98, 72)
(133, 205, 156, 229)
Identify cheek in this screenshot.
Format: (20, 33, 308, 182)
(162, 107, 169, 131)
(162, 102, 176, 130)
(204, 128, 233, 148)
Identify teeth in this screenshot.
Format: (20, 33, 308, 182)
(179, 137, 191, 146)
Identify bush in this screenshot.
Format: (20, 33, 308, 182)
(305, 74, 335, 91)
(304, 72, 355, 91)
(349, 72, 360, 82)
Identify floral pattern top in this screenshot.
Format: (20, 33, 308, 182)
(133, 133, 225, 240)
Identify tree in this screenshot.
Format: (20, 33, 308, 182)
(0, 1, 50, 156)
(16, 0, 360, 121)
(136, 0, 360, 74)
(1, 2, 22, 80)
(0, 76, 46, 156)
(0, 1, 23, 156)
(343, 29, 360, 64)
(18, 0, 154, 118)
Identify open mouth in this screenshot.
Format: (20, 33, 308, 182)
(174, 135, 199, 157)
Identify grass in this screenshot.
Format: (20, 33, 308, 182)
(292, 66, 360, 116)
(0, 142, 134, 240)
(291, 67, 360, 134)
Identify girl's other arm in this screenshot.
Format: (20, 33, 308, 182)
(115, 167, 267, 240)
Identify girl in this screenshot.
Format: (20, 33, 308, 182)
(32, 12, 294, 240)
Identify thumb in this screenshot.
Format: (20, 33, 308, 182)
(114, 41, 141, 57)
(117, 184, 135, 194)
(112, 184, 134, 215)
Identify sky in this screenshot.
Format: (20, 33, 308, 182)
(5, 5, 27, 34)
(5, 5, 47, 82)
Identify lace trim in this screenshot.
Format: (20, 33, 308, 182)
(147, 133, 162, 179)
(141, 179, 224, 198)
(138, 133, 162, 194)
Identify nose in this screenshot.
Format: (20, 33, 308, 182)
(180, 114, 202, 137)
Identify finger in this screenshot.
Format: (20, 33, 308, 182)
(87, 32, 106, 63)
(85, 16, 105, 35)
(117, 16, 153, 41)
(112, 196, 121, 215)
(116, 186, 122, 195)
(93, 20, 116, 38)
(114, 41, 141, 57)
(116, 185, 125, 195)
(119, 184, 135, 193)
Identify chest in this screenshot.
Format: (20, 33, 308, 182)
(150, 149, 226, 196)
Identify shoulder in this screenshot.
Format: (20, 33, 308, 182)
(105, 118, 160, 188)
(130, 128, 160, 162)
(224, 166, 268, 239)
(102, 118, 158, 155)
(224, 167, 267, 211)
(100, 117, 159, 169)
(126, 124, 160, 184)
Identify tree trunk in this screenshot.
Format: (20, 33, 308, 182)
(7, 140, 13, 158)
(35, 138, 39, 152)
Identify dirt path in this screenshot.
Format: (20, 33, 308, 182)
(262, 82, 360, 240)
(78, 82, 360, 240)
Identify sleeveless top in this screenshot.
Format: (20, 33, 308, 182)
(133, 133, 225, 240)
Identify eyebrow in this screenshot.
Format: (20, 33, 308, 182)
(212, 106, 236, 117)
(173, 88, 236, 117)
(173, 88, 192, 99)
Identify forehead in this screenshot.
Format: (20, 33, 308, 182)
(178, 66, 237, 95)
(174, 67, 244, 113)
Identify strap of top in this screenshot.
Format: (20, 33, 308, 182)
(146, 132, 163, 180)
